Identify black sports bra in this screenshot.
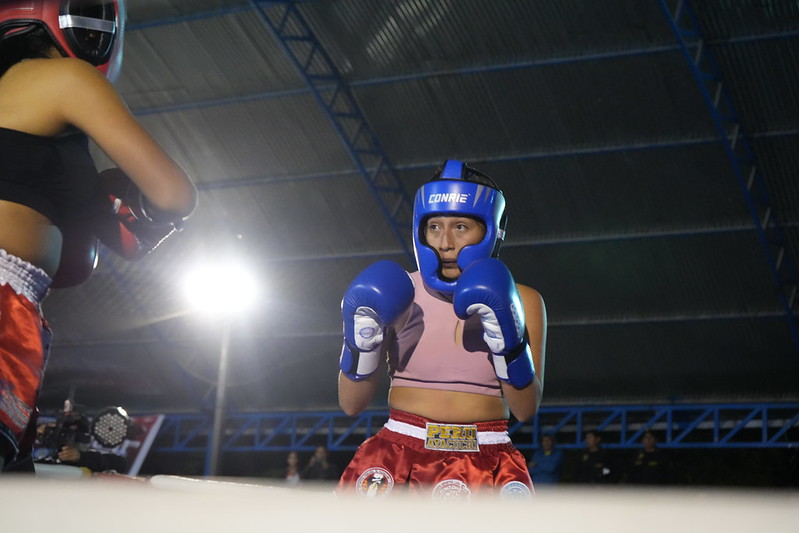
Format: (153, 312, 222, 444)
(0, 126, 99, 230)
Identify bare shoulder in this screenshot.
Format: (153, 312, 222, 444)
(516, 283, 546, 319)
(44, 57, 110, 87)
(38, 59, 126, 129)
(3, 57, 110, 101)
(1, 59, 96, 134)
(516, 283, 544, 306)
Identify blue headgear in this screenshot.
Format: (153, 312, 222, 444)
(412, 160, 507, 295)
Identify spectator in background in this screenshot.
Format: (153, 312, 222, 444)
(57, 442, 127, 473)
(627, 430, 672, 485)
(302, 445, 339, 481)
(528, 432, 563, 485)
(276, 450, 303, 487)
(283, 450, 302, 486)
(266, 450, 303, 486)
(573, 429, 616, 484)
(35, 409, 127, 473)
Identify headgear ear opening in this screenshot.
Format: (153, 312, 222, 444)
(412, 159, 507, 295)
(0, 0, 125, 81)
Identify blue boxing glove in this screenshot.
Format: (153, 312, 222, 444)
(340, 261, 415, 381)
(453, 258, 536, 388)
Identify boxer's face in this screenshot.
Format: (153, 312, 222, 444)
(424, 216, 486, 280)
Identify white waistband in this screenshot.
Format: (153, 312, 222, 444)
(384, 418, 511, 445)
(0, 249, 51, 304)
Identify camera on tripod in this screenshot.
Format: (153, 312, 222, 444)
(39, 401, 130, 462)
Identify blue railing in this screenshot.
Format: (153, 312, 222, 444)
(151, 402, 799, 455)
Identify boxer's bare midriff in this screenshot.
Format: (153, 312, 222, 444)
(389, 386, 508, 423)
(0, 200, 61, 275)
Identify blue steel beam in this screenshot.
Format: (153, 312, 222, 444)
(658, 0, 799, 351)
(250, 0, 414, 261)
(151, 403, 799, 454)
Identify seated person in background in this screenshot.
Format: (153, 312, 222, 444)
(573, 429, 616, 484)
(626, 430, 672, 485)
(36, 408, 127, 473)
(302, 445, 339, 481)
(528, 432, 563, 485)
(57, 441, 127, 473)
(266, 450, 302, 486)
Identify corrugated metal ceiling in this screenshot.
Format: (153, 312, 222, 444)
(36, 0, 799, 415)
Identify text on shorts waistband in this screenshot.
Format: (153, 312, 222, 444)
(384, 418, 511, 452)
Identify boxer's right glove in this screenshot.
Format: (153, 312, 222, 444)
(340, 260, 415, 381)
(93, 168, 182, 260)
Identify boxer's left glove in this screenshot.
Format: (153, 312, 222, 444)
(93, 168, 182, 261)
(340, 260, 415, 381)
(453, 258, 536, 388)
(51, 229, 98, 288)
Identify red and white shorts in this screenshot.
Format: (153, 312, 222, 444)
(0, 250, 52, 459)
(337, 409, 533, 499)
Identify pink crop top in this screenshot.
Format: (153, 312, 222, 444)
(388, 270, 502, 397)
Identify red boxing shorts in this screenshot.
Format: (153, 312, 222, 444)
(337, 409, 533, 499)
(0, 250, 52, 460)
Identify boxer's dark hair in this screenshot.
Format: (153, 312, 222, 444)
(0, 26, 55, 76)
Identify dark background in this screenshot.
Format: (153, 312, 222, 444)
(139, 446, 799, 488)
(29, 0, 799, 487)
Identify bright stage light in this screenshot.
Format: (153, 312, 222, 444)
(182, 260, 260, 318)
(181, 258, 261, 476)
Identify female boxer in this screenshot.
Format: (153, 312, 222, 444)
(0, 0, 196, 471)
(337, 160, 546, 498)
